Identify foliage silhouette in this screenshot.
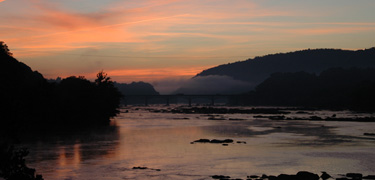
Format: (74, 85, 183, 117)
(0, 142, 43, 180)
(0, 41, 13, 56)
(0, 42, 122, 132)
(1, 42, 122, 179)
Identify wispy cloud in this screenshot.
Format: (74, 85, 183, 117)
(2, 0, 375, 82)
(283, 27, 375, 35)
(4, 0, 195, 55)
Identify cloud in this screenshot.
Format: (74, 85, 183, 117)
(3, 0, 194, 55)
(2, 0, 375, 83)
(2, 0, 293, 46)
(281, 26, 375, 35)
(172, 75, 254, 95)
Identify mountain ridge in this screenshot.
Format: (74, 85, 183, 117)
(195, 47, 375, 90)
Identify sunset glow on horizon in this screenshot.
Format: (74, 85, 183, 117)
(1, 0, 374, 84)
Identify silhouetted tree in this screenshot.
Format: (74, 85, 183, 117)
(93, 71, 122, 122)
(54, 73, 122, 127)
(1, 42, 124, 180)
(0, 41, 13, 56)
(95, 71, 111, 85)
(1, 42, 122, 130)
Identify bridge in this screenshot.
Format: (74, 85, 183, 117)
(122, 94, 248, 106)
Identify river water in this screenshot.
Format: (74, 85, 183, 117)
(23, 105, 375, 180)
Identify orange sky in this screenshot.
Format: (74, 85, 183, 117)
(1, 0, 374, 86)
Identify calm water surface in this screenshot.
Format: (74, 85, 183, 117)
(23, 106, 375, 180)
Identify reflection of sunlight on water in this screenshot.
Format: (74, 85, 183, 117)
(57, 143, 81, 168)
(56, 143, 82, 178)
(325, 121, 375, 136)
(58, 148, 66, 167)
(23, 106, 375, 180)
(24, 125, 120, 180)
(116, 126, 207, 168)
(73, 143, 81, 168)
(247, 126, 274, 132)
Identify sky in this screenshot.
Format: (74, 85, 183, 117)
(1, 0, 375, 93)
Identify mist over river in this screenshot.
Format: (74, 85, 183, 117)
(22, 105, 375, 180)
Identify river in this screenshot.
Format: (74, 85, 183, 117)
(23, 105, 375, 180)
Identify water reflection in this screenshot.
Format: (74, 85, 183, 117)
(57, 143, 81, 168)
(19, 107, 375, 180)
(23, 125, 120, 179)
(203, 117, 375, 146)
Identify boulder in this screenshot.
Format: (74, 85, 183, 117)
(320, 172, 332, 180)
(211, 139, 234, 143)
(296, 171, 319, 180)
(346, 173, 363, 180)
(194, 139, 211, 143)
(277, 174, 298, 180)
(211, 175, 230, 179)
(364, 175, 375, 179)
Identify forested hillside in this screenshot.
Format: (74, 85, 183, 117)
(197, 48, 375, 89)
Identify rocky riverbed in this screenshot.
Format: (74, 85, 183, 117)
(209, 171, 375, 180)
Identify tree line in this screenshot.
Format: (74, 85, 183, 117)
(0, 42, 122, 135)
(1, 42, 122, 180)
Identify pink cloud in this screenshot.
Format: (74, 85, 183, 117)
(3, 0, 294, 50)
(2, 0, 375, 82)
(4, 0, 193, 53)
(29, 0, 126, 30)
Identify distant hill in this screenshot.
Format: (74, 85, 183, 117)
(114, 82, 159, 105)
(114, 82, 159, 96)
(173, 75, 253, 95)
(196, 48, 375, 89)
(239, 68, 375, 111)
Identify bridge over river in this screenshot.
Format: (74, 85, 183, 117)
(123, 94, 249, 106)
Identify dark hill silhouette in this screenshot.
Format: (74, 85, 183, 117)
(1, 42, 52, 136)
(239, 67, 375, 111)
(114, 82, 159, 95)
(196, 48, 375, 89)
(1, 42, 49, 180)
(0, 41, 48, 93)
(114, 82, 160, 105)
